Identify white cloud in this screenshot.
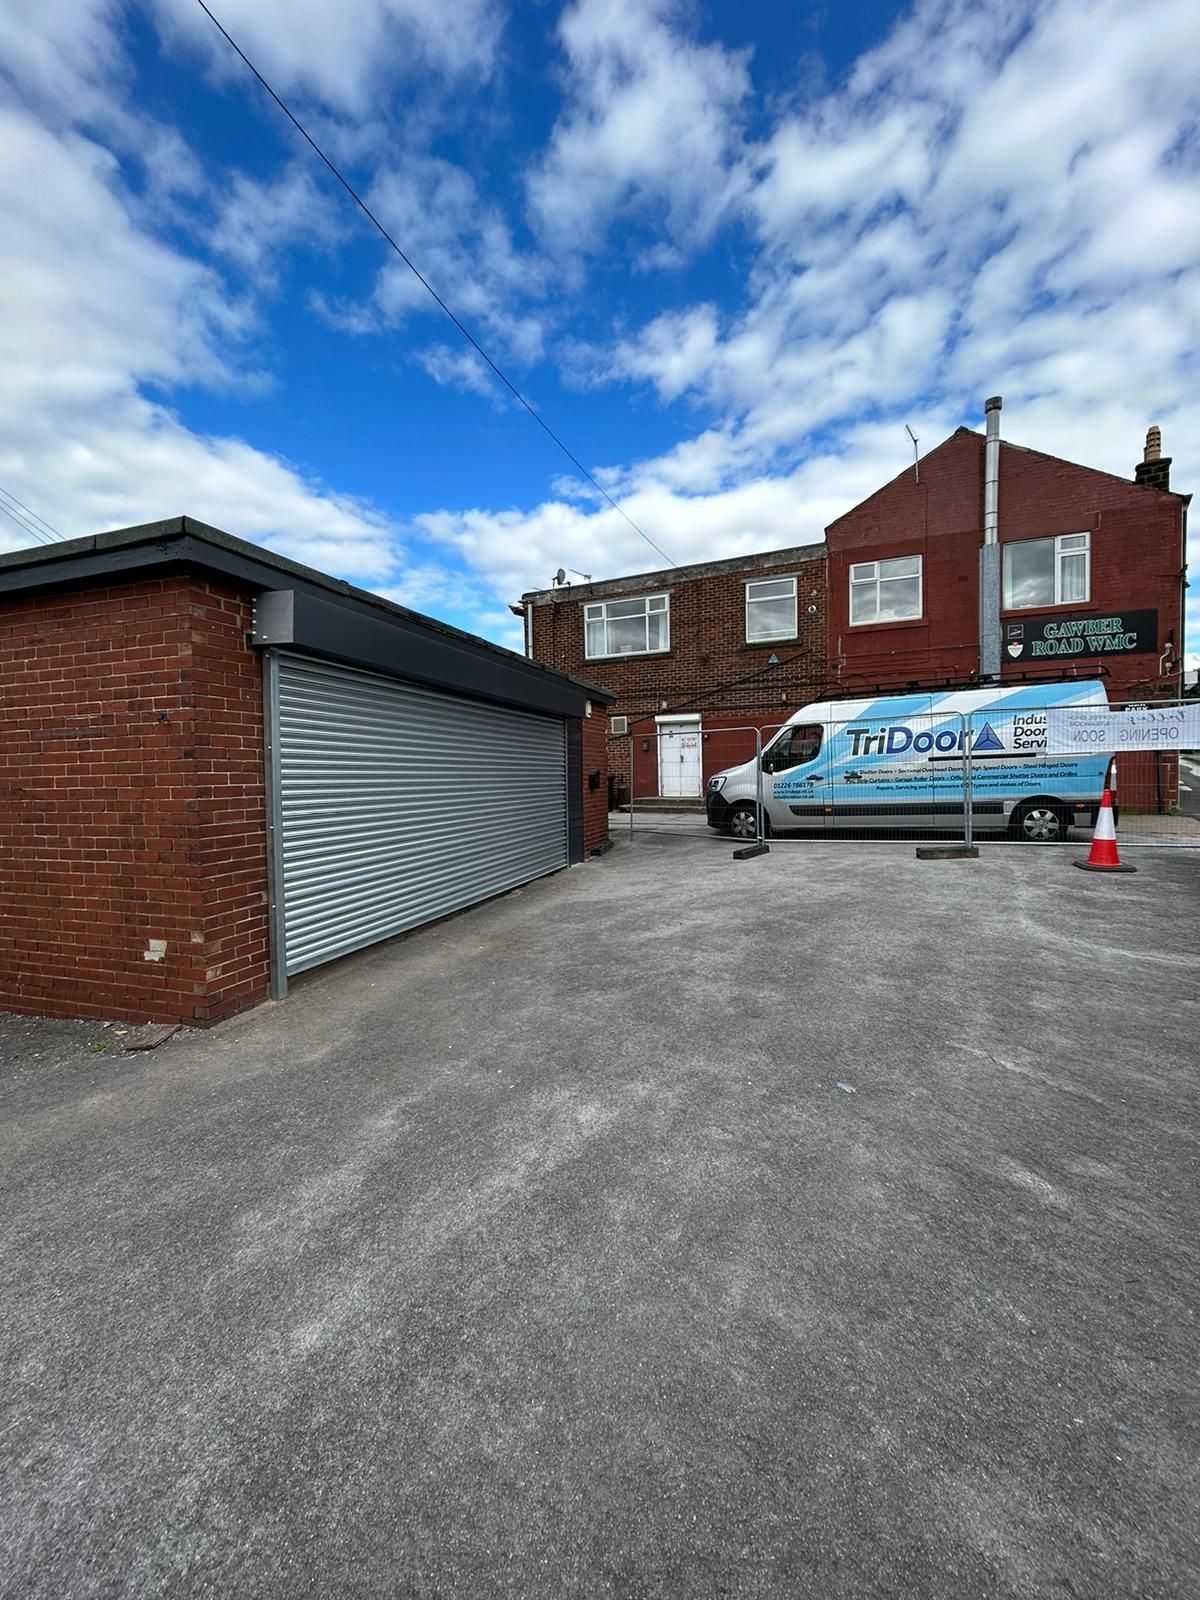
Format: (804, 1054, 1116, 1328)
(748, 106, 933, 247)
(1, 0, 1196, 676)
(305, 290, 382, 336)
(0, 0, 123, 124)
(417, 418, 922, 602)
(149, 0, 505, 114)
(369, 569, 526, 651)
(589, 0, 1199, 440)
(0, 108, 248, 406)
(208, 163, 341, 285)
(602, 304, 720, 403)
(414, 344, 503, 403)
(0, 86, 400, 584)
(0, 1, 528, 643)
(527, 0, 752, 253)
(433, 0, 1200, 662)
(319, 156, 552, 368)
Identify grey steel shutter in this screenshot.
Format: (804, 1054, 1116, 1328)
(274, 653, 568, 976)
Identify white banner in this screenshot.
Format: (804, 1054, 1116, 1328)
(1045, 704, 1200, 754)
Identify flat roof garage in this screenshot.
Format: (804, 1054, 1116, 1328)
(0, 518, 612, 1024)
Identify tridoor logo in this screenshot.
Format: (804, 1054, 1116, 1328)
(843, 722, 1009, 757)
(972, 722, 1005, 753)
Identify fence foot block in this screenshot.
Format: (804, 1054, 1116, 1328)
(732, 843, 770, 860)
(915, 845, 980, 860)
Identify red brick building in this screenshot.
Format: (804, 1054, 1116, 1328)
(825, 417, 1187, 702)
(525, 409, 1187, 813)
(521, 545, 827, 799)
(1, 519, 611, 1027)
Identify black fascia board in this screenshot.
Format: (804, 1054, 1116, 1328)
(273, 586, 591, 719)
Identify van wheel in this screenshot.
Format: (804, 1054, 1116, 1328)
(725, 802, 763, 841)
(1009, 802, 1070, 843)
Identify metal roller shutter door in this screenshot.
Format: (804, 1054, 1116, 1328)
(272, 653, 569, 977)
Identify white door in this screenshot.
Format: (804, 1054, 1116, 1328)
(658, 719, 703, 797)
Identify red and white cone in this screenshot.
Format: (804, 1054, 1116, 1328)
(1073, 787, 1136, 874)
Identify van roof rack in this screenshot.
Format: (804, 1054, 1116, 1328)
(820, 664, 1110, 704)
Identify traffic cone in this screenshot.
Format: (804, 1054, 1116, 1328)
(1073, 787, 1136, 874)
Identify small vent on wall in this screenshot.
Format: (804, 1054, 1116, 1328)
(610, 715, 629, 736)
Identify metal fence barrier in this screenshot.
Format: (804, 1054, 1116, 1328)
(612, 702, 1200, 850)
(614, 724, 763, 843)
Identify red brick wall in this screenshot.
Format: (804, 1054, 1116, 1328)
(0, 577, 268, 1026)
(189, 584, 270, 1022)
(530, 553, 827, 796)
(825, 429, 1186, 702)
(581, 709, 609, 852)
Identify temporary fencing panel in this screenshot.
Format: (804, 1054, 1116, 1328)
(614, 699, 1199, 850)
(962, 701, 1198, 848)
(617, 726, 764, 841)
(269, 653, 569, 982)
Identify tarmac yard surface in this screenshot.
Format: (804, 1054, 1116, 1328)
(1, 839, 1198, 1598)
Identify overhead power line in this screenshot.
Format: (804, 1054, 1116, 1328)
(0, 498, 52, 546)
(0, 485, 62, 547)
(194, 0, 677, 571)
(0, 484, 64, 542)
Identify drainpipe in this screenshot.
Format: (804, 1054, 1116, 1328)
(979, 395, 1002, 679)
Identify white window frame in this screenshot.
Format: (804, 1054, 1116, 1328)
(583, 593, 670, 660)
(848, 555, 923, 626)
(1003, 532, 1091, 610)
(744, 575, 798, 643)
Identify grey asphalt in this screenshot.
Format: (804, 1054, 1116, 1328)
(2, 839, 1199, 1599)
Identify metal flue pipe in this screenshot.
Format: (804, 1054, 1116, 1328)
(979, 395, 1003, 678)
(983, 395, 1002, 544)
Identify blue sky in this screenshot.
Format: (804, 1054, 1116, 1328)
(1, 0, 1198, 662)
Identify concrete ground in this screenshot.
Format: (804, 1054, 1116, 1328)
(2, 839, 1199, 1599)
(622, 804, 1200, 842)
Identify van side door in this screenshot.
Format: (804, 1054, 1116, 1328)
(824, 698, 938, 832)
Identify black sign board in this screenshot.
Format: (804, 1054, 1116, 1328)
(1004, 609, 1158, 662)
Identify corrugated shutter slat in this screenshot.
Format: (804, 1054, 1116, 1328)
(276, 655, 568, 976)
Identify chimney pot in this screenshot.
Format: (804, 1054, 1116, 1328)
(984, 395, 1002, 413)
(1134, 427, 1171, 491)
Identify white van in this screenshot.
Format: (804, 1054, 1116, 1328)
(705, 681, 1112, 842)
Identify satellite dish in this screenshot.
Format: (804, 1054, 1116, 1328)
(554, 567, 567, 585)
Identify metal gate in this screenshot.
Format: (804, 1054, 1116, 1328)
(266, 653, 569, 989)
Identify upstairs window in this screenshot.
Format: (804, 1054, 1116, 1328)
(746, 577, 797, 642)
(584, 594, 669, 658)
(1003, 533, 1090, 609)
(849, 556, 922, 624)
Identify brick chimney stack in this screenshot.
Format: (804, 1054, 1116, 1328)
(1134, 425, 1172, 491)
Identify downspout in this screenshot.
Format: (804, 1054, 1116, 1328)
(979, 395, 1003, 679)
(1180, 496, 1190, 698)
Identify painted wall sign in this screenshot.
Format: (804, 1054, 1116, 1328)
(1046, 704, 1200, 754)
(1004, 609, 1158, 660)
